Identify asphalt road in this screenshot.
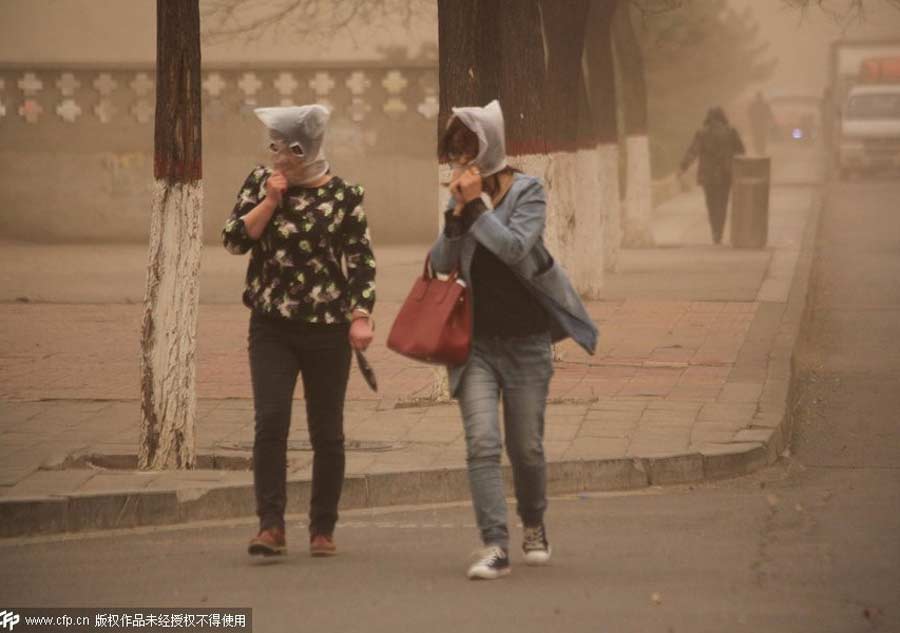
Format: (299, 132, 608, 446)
(2, 178, 899, 633)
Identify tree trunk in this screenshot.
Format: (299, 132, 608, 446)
(437, 0, 631, 296)
(438, 0, 546, 148)
(432, 0, 547, 399)
(139, 0, 203, 469)
(612, 0, 654, 248)
(525, 0, 610, 299)
(583, 0, 622, 276)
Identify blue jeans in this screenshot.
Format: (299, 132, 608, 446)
(457, 332, 554, 550)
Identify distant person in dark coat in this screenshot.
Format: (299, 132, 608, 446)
(679, 107, 746, 245)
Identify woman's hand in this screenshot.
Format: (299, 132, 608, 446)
(349, 314, 374, 351)
(264, 170, 288, 207)
(450, 166, 482, 205)
(241, 172, 284, 240)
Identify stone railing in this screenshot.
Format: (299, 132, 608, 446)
(0, 62, 440, 244)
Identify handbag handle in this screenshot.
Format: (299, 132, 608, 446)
(413, 255, 464, 304)
(422, 255, 459, 282)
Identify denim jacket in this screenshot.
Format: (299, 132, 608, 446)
(429, 173, 599, 397)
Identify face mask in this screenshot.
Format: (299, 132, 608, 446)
(266, 138, 329, 186)
(448, 100, 508, 177)
(448, 160, 469, 180)
(255, 105, 331, 186)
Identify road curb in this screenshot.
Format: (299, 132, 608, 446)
(0, 193, 824, 539)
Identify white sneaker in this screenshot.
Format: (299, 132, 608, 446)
(467, 545, 511, 580)
(522, 524, 551, 566)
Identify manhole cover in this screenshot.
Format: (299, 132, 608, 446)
(215, 440, 400, 453)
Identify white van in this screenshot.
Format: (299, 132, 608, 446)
(838, 84, 900, 178)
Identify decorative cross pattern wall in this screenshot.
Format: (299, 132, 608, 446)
(0, 65, 439, 128)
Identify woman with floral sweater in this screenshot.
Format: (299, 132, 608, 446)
(222, 105, 375, 558)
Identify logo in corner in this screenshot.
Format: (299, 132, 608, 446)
(0, 611, 20, 632)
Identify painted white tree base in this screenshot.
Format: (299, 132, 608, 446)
(430, 367, 451, 402)
(515, 146, 618, 299)
(424, 147, 620, 397)
(622, 135, 655, 248)
(597, 144, 622, 274)
(140, 180, 203, 469)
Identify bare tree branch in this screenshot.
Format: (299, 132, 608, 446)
(630, 0, 686, 18)
(781, 0, 900, 26)
(630, 0, 900, 30)
(201, 0, 434, 48)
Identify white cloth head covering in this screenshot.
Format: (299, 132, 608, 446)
(450, 99, 508, 177)
(254, 105, 330, 185)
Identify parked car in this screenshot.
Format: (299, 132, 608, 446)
(769, 95, 822, 144)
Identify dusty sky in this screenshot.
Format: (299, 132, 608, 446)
(0, 0, 437, 64)
(0, 0, 898, 97)
(730, 0, 900, 96)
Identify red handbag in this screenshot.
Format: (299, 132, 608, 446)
(387, 257, 472, 365)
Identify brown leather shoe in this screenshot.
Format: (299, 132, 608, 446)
(248, 527, 286, 556)
(309, 533, 337, 557)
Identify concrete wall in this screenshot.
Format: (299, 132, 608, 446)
(0, 0, 440, 244)
(0, 64, 439, 244)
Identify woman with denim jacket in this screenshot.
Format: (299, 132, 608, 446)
(429, 100, 598, 580)
(222, 105, 376, 559)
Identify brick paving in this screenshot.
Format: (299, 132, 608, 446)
(0, 186, 816, 508)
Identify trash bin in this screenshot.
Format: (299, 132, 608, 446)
(730, 156, 770, 248)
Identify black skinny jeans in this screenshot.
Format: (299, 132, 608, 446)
(702, 180, 732, 244)
(248, 311, 351, 536)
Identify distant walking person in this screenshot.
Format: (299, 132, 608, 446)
(429, 100, 597, 580)
(679, 107, 746, 245)
(222, 105, 376, 558)
(747, 91, 774, 155)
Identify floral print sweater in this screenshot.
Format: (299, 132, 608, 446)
(222, 166, 376, 323)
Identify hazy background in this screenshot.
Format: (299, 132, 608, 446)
(3, 1, 899, 88)
(1, 0, 899, 243)
(728, 0, 900, 94)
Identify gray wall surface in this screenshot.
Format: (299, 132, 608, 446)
(0, 64, 439, 245)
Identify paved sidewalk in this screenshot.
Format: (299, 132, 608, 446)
(0, 184, 820, 537)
